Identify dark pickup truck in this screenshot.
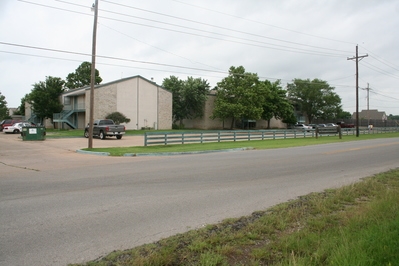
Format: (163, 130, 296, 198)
(84, 119, 125, 140)
(336, 122, 355, 128)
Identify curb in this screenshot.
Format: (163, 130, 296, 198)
(76, 149, 110, 156)
(76, 147, 254, 157)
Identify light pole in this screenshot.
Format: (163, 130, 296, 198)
(88, 0, 98, 149)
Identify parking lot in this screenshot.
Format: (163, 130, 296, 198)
(0, 133, 145, 174)
(1, 132, 144, 150)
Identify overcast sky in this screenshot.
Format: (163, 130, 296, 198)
(1, 0, 399, 116)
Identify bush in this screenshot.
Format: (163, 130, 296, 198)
(106, 112, 130, 125)
(172, 123, 185, 129)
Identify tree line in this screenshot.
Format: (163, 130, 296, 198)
(2, 63, 382, 127)
(162, 66, 350, 129)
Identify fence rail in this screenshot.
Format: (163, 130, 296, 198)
(144, 127, 399, 146)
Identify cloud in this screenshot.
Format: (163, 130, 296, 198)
(1, 0, 398, 115)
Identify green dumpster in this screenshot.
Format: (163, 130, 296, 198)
(21, 126, 46, 141)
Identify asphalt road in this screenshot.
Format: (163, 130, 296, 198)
(1, 133, 398, 266)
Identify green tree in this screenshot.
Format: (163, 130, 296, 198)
(65, 61, 102, 89)
(287, 78, 342, 123)
(106, 112, 131, 125)
(29, 76, 65, 124)
(162, 76, 209, 128)
(0, 91, 9, 120)
(261, 80, 296, 128)
(337, 110, 352, 119)
(211, 66, 266, 129)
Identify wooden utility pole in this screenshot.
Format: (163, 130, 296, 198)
(88, 0, 98, 149)
(347, 45, 368, 137)
(364, 83, 371, 127)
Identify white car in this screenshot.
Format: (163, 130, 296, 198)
(3, 122, 33, 134)
(293, 124, 312, 130)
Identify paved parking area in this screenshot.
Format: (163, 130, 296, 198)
(0, 133, 145, 172)
(1, 133, 144, 151)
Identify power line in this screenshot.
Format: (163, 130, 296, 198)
(0, 41, 229, 74)
(360, 61, 399, 80)
(360, 45, 399, 72)
(101, 0, 353, 54)
(0, 43, 355, 90)
(0, 50, 228, 80)
(98, 15, 347, 58)
(19, 0, 351, 58)
(53, 0, 225, 72)
(98, 22, 224, 72)
(370, 90, 399, 101)
(171, 0, 355, 45)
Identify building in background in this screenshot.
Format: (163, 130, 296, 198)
(46, 75, 172, 130)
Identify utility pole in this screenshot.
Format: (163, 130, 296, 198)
(361, 83, 372, 128)
(347, 45, 368, 137)
(88, 0, 98, 149)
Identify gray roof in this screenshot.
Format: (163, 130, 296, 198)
(352, 109, 387, 120)
(61, 75, 165, 97)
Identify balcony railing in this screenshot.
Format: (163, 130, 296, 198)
(63, 103, 85, 111)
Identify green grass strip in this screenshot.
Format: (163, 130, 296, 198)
(82, 132, 399, 156)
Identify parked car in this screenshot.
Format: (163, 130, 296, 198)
(317, 124, 327, 127)
(336, 121, 355, 128)
(3, 122, 33, 134)
(308, 124, 317, 129)
(293, 124, 312, 131)
(325, 123, 338, 127)
(1, 119, 21, 132)
(84, 119, 125, 140)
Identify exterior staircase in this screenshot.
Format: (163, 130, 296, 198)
(27, 114, 41, 126)
(53, 110, 77, 129)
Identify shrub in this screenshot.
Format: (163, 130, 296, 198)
(106, 112, 131, 125)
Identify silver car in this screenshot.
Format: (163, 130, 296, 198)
(325, 123, 338, 127)
(293, 124, 312, 131)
